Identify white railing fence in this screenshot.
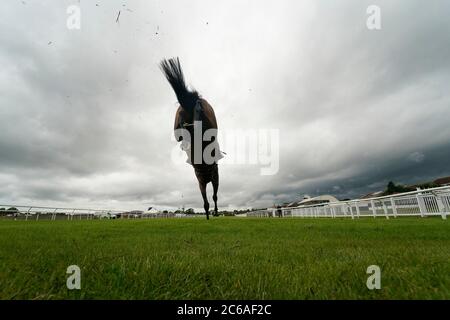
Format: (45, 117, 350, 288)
(2, 186, 449, 221)
(0, 204, 125, 221)
(247, 186, 450, 220)
(0, 205, 207, 221)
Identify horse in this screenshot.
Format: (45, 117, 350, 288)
(160, 57, 222, 220)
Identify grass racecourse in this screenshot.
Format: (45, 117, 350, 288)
(0, 217, 448, 300)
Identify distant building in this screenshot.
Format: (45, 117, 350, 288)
(433, 176, 450, 186)
(279, 195, 339, 208)
(361, 176, 450, 200)
(361, 190, 384, 199)
(145, 207, 160, 214)
(120, 210, 144, 219)
(297, 195, 339, 206)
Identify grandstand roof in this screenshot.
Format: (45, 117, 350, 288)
(283, 195, 339, 207)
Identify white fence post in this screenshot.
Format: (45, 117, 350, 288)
(349, 204, 354, 219)
(390, 198, 397, 218)
(382, 201, 389, 219)
(435, 195, 447, 220)
(371, 200, 377, 218)
(355, 203, 361, 218)
(416, 193, 425, 218)
(25, 207, 32, 221)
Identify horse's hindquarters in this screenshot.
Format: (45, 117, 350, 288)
(193, 164, 218, 185)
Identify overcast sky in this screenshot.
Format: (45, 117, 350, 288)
(1, 0, 450, 211)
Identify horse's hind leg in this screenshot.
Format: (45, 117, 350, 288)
(199, 181, 210, 220)
(212, 167, 219, 216)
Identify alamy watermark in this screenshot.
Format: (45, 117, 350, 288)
(366, 265, 381, 290)
(66, 265, 81, 290)
(171, 123, 279, 176)
(67, 5, 81, 30)
(366, 5, 381, 30)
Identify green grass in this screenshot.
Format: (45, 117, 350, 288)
(0, 217, 448, 299)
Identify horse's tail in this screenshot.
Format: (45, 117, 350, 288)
(159, 57, 199, 111)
